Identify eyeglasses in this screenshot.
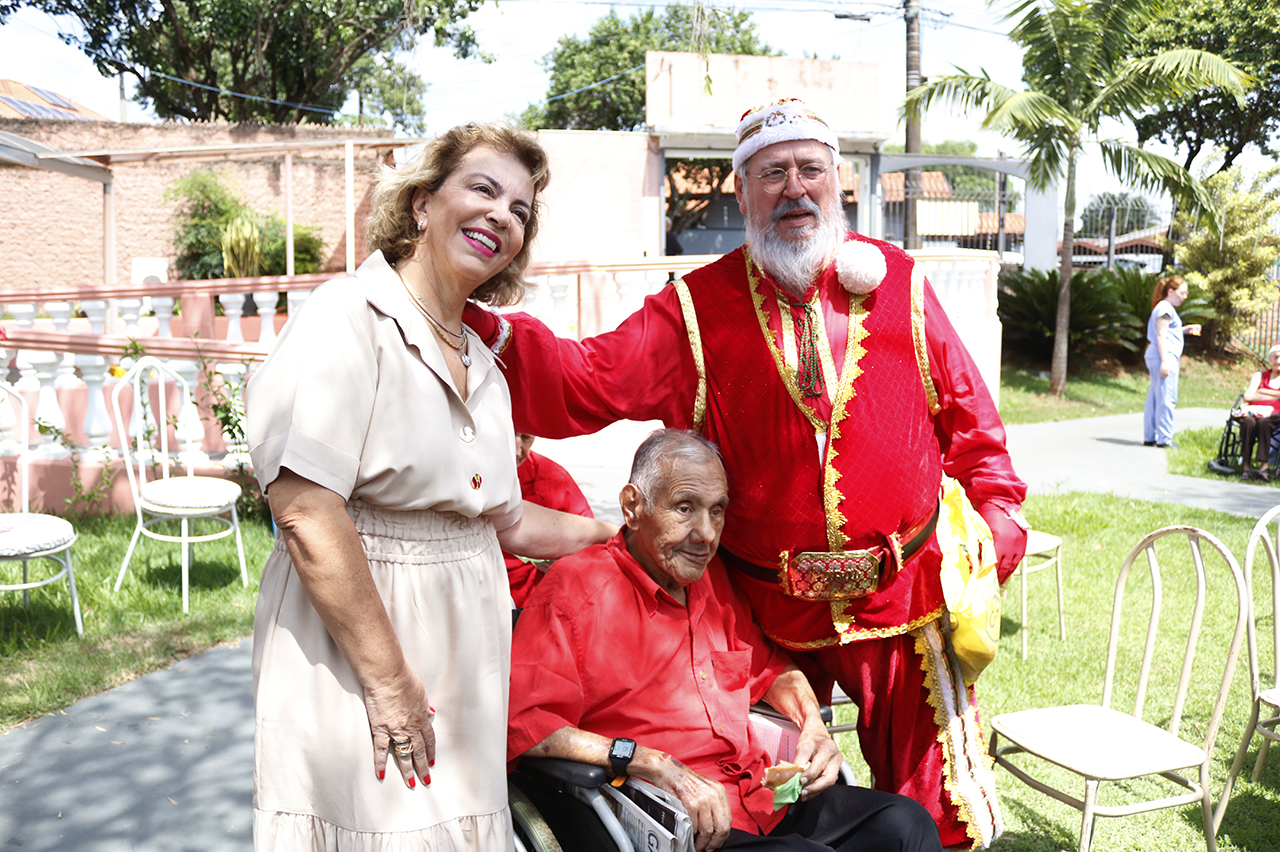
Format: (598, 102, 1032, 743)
(751, 164, 830, 193)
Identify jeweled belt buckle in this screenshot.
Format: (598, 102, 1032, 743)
(781, 550, 882, 601)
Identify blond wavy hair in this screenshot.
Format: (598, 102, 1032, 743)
(366, 123, 550, 307)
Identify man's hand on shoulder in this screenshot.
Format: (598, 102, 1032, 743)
(635, 747, 732, 852)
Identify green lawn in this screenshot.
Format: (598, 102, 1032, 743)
(833, 493, 1278, 851)
(0, 513, 275, 729)
(999, 359, 1254, 425)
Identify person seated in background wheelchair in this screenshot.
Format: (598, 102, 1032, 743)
(508, 429, 942, 852)
(1239, 343, 1280, 480)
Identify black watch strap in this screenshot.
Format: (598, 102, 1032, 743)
(609, 737, 636, 787)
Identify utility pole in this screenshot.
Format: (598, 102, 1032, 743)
(903, 0, 922, 250)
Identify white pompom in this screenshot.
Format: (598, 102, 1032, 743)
(836, 240, 887, 294)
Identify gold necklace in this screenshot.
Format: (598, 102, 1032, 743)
(394, 265, 471, 367)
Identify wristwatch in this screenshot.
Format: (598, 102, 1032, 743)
(608, 737, 637, 787)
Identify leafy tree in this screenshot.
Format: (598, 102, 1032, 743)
(903, 0, 1250, 396)
(1134, 0, 1280, 173)
(167, 169, 324, 279)
(1078, 192, 1161, 237)
(520, 3, 773, 233)
(340, 54, 429, 135)
(1168, 165, 1280, 354)
(521, 4, 774, 132)
(0, 0, 483, 124)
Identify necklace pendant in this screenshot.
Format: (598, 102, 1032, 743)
(460, 352, 472, 367)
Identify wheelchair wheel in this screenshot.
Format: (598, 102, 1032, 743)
(510, 780, 565, 852)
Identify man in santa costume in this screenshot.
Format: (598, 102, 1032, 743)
(467, 98, 1027, 848)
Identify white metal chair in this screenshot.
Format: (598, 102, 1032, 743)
(1010, 529, 1066, 660)
(989, 525, 1249, 852)
(1218, 504, 1280, 831)
(111, 356, 247, 613)
(0, 382, 82, 635)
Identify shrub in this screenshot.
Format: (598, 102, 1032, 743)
(167, 169, 325, 280)
(1093, 266, 1214, 355)
(998, 267, 1141, 363)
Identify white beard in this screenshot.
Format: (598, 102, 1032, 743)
(746, 194, 847, 299)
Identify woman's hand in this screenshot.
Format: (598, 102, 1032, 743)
(1185, 323, 1202, 336)
(1160, 357, 1173, 378)
(365, 669, 436, 789)
(270, 468, 428, 791)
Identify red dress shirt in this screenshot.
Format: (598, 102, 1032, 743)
(508, 531, 794, 834)
(504, 451, 594, 606)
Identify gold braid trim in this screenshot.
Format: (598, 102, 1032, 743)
(673, 278, 707, 432)
(821, 292, 869, 551)
(911, 263, 941, 416)
(915, 623, 1003, 849)
(764, 606, 944, 650)
(745, 252, 826, 434)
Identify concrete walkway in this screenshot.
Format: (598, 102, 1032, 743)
(3, 407, 1274, 851)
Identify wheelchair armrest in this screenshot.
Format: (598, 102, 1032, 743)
(751, 699, 834, 725)
(519, 756, 611, 789)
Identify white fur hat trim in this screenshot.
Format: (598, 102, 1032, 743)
(733, 98, 839, 174)
(836, 240, 887, 294)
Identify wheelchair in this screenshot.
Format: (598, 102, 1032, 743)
(509, 703, 858, 852)
(1208, 395, 1280, 476)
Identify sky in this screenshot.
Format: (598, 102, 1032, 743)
(0, 0, 1271, 221)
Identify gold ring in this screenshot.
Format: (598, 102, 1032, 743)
(391, 739, 413, 756)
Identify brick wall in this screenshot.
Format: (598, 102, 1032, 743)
(0, 118, 391, 291)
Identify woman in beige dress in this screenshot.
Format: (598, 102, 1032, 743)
(246, 122, 612, 850)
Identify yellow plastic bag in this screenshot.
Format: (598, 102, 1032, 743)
(935, 480, 1001, 686)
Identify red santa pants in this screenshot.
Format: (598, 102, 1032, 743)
(794, 625, 1000, 849)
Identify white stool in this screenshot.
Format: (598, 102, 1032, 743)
(1010, 529, 1065, 660)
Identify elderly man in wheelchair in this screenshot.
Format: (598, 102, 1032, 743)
(508, 429, 942, 852)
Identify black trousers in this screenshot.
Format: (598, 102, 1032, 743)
(721, 786, 942, 852)
(1240, 412, 1280, 466)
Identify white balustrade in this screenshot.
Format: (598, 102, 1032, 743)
(117, 298, 143, 338)
(286, 290, 312, 324)
(152, 297, 175, 338)
(255, 290, 279, 345)
(171, 359, 208, 469)
(0, 350, 16, 457)
(78, 300, 112, 448)
(614, 272, 646, 327)
(548, 275, 575, 336)
(221, 293, 247, 344)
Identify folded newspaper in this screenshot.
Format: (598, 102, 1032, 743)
(601, 777, 694, 852)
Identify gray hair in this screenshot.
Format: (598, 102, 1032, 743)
(628, 429, 723, 505)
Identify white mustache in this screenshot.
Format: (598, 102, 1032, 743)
(769, 196, 822, 226)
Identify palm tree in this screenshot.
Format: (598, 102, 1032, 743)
(903, 0, 1250, 395)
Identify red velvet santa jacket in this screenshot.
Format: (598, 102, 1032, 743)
(490, 233, 1025, 648)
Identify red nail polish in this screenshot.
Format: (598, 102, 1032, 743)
(422, 775, 431, 786)
(429, 706, 435, 714)
(408, 777, 416, 789)
(428, 759, 435, 767)
(378, 770, 385, 781)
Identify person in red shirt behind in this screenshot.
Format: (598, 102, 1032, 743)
(504, 433, 595, 606)
(508, 429, 941, 852)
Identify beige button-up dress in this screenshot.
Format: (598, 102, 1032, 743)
(247, 251, 520, 850)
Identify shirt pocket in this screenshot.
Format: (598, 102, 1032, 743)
(710, 649, 752, 696)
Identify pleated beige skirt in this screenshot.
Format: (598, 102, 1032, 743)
(253, 502, 513, 851)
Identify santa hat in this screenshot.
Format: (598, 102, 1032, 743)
(733, 99, 839, 174)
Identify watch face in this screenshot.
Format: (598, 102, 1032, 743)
(612, 738, 636, 760)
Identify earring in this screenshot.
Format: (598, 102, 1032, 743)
(417, 219, 426, 232)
